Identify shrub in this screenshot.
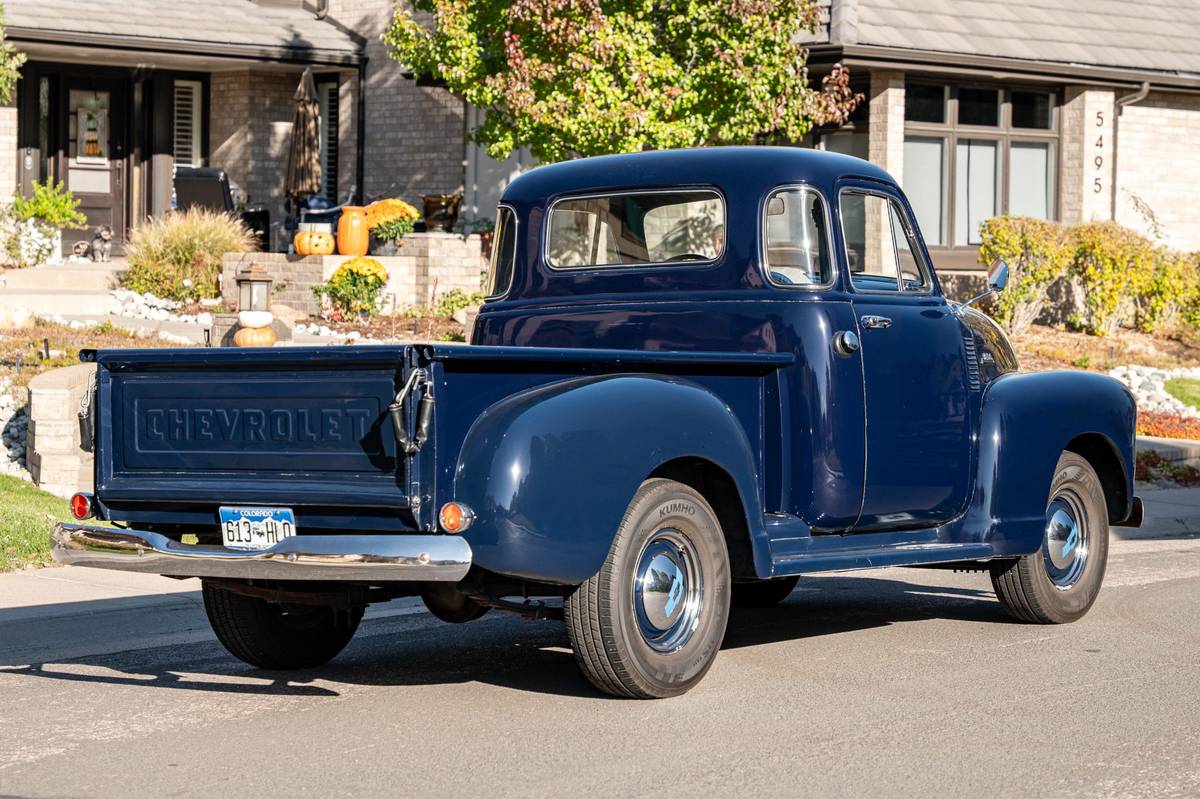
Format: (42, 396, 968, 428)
(978, 216, 1073, 337)
(124, 208, 256, 302)
(366, 198, 420, 243)
(1132, 250, 1200, 335)
(313, 256, 389, 318)
(0, 208, 57, 268)
(12, 180, 86, 230)
(1136, 410, 1200, 440)
(1067, 222, 1158, 337)
(434, 288, 483, 318)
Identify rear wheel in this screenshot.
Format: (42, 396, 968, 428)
(565, 479, 731, 699)
(991, 452, 1109, 624)
(202, 581, 363, 669)
(731, 576, 800, 607)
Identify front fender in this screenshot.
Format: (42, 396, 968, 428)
(965, 370, 1136, 555)
(454, 374, 764, 584)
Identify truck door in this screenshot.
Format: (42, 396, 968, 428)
(838, 185, 972, 531)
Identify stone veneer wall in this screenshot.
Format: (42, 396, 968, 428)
(27, 363, 95, 499)
(221, 232, 483, 317)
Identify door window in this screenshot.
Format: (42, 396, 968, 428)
(840, 191, 929, 292)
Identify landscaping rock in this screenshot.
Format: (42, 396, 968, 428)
(1109, 365, 1200, 418)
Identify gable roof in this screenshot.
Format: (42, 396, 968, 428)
(813, 0, 1200, 83)
(4, 0, 362, 65)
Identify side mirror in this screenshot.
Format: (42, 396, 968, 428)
(961, 259, 1009, 310)
(987, 259, 1009, 293)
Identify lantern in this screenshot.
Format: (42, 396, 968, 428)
(236, 263, 273, 312)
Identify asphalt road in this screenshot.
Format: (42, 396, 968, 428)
(1, 534, 1198, 798)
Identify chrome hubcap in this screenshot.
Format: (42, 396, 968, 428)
(1043, 490, 1089, 590)
(633, 529, 703, 653)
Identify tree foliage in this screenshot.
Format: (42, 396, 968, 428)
(386, 0, 860, 162)
(0, 4, 25, 106)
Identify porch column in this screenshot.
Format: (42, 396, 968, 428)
(1059, 86, 1115, 225)
(868, 70, 905, 181)
(0, 97, 17, 199)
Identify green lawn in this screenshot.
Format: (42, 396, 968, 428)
(1165, 377, 1200, 410)
(0, 474, 72, 572)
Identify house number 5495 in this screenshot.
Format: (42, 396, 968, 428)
(1093, 111, 1105, 193)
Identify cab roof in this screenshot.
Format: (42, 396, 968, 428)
(501, 146, 895, 205)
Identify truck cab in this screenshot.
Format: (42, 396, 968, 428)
(54, 147, 1140, 698)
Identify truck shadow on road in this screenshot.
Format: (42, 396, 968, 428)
(0, 574, 1012, 699)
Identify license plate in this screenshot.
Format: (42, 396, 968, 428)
(219, 506, 296, 550)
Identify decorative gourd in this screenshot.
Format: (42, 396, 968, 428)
(294, 230, 335, 256)
(233, 325, 277, 347)
(338, 206, 369, 256)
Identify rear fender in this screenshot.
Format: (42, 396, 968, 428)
(966, 370, 1136, 554)
(453, 374, 765, 584)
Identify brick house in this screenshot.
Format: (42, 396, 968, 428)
(2, 0, 1198, 281)
(1, 0, 484, 252)
(799, 0, 1200, 282)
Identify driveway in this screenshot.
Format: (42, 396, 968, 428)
(1, 533, 1198, 798)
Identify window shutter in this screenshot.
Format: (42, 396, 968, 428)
(319, 81, 339, 200)
(173, 80, 203, 168)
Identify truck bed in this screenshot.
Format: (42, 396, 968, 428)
(86, 344, 791, 540)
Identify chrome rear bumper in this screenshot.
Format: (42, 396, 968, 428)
(50, 522, 471, 582)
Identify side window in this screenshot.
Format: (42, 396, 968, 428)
(839, 191, 928, 292)
(484, 206, 517, 298)
(764, 187, 831, 287)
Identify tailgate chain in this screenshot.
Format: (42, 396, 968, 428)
(388, 368, 433, 455)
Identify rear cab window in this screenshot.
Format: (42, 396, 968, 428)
(546, 190, 724, 269)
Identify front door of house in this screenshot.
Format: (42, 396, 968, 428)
(61, 76, 128, 250)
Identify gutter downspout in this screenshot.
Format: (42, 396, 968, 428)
(315, 0, 329, 20)
(1111, 81, 1151, 221)
(356, 58, 367, 204)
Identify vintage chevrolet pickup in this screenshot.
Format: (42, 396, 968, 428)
(52, 147, 1141, 698)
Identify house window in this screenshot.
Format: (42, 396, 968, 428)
(902, 82, 1060, 252)
(317, 78, 339, 201)
(173, 80, 203, 168)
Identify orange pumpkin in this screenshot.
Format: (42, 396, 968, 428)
(233, 326, 277, 347)
(294, 230, 335, 256)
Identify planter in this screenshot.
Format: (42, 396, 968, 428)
(421, 194, 463, 233)
(369, 234, 398, 257)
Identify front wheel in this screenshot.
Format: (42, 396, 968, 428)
(991, 452, 1109, 624)
(202, 581, 363, 669)
(565, 479, 731, 699)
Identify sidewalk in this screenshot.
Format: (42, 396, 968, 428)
(1122, 485, 1200, 540)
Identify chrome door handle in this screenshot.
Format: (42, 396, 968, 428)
(860, 315, 892, 329)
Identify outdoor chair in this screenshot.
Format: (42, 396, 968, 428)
(173, 167, 270, 251)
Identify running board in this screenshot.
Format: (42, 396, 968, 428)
(768, 540, 995, 577)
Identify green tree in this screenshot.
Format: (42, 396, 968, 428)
(0, 4, 25, 105)
(386, 0, 859, 162)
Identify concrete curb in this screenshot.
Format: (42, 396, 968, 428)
(1137, 435, 1200, 464)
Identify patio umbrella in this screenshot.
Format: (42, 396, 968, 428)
(285, 67, 323, 200)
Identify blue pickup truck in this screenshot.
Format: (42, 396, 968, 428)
(53, 147, 1141, 698)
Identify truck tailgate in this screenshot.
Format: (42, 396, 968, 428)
(90, 346, 413, 511)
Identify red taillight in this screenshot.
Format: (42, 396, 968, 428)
(70, 493, 94, 520)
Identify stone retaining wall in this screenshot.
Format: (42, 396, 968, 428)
(222, 232, 483, 317)
(27, 363, 95, 499)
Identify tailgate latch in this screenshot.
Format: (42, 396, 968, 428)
(389, 368, 433, 456)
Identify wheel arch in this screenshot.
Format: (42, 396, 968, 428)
(649, 456, 758, 580)
(1065, 432, 1128, 524)
(454, 374, 767, 585)
(966, 370, 1136, 555)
